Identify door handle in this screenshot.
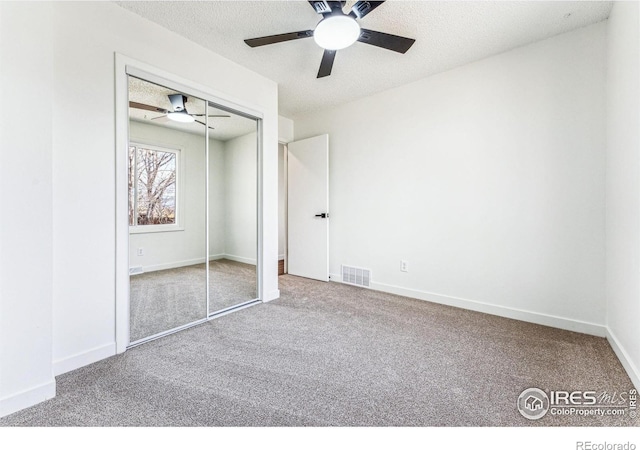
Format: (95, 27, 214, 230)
(315, 213, 329, 219)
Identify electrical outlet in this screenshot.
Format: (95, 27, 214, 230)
(400, 260, 408, 272)
(137, 248, 144, 256)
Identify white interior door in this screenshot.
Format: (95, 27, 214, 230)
(287, 134, 329, 281)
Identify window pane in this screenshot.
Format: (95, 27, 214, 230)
(136, 148, 177, 225)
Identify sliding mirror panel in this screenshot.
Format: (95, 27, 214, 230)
(208, 102, 259, 314)
(128, 76, 207, 343)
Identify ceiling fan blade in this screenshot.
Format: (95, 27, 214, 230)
(129, 101, 168, 114)
(245, 30, 313, 47)
(317, 49, 336, 78)
(358, 28, 415, 54)
(195, 119, 215, 130)
(190, 114, 231, 118)
(350, 1, 385, 19)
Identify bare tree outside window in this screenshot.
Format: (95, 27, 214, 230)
(129, 145, 177, 226)
(128, 146, 136, 226)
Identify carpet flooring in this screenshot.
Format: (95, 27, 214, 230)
(1, 275, 637, 426)
(130, 259, 257, 341)
(207, 259, 257, 313)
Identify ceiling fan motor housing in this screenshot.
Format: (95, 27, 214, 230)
(168, 94, 188, 112)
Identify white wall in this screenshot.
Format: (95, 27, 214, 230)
(208, 138, 226, 258)
(278, 143, 286, 259)
(0, 2, 56, 416)
(605, 1, 640, 388)
(278, 115, 294, 143)
(0, 1, 279, 415)
(294, 23, 607, 335)
(277, 115, 293, 262)
(51, 2, 278, 374)
(224, 133, 258, 264)
(129, 121, 207, 271)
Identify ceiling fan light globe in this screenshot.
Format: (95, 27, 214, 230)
(167, 111, 195, 123)
(314, 15, 360, 50)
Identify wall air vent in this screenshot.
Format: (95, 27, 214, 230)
(129, 266, 144, 275)
(341, 265, 371, 288)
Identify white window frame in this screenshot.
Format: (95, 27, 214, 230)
(129, 142, 184, 234)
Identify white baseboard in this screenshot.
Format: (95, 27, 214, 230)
(606, 328, 640, 390)
(264, 289, 280, 302)
(223, 254, 257, 266)
(53, 342, 116, 376)
(329, 273, 607, 337)
(142, 257, 206, 273)
(0, 379, 56, 418)
(134, 255, 257, 273)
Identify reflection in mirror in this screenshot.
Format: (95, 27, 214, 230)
(208, 102, 258, 313)
(128, 76, 207, 342)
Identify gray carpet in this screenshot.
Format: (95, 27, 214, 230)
(208, 259, 257, 313)
(130, 265, 207, 342)
(1, 275, 637, 426)
(130, 259, 257, 341)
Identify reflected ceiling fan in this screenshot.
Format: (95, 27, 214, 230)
(244, 0, 415, 78)
(129, 94, 230, 128)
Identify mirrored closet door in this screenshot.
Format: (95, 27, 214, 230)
(128, 77, 207, 343)
(207, 102, 258, 314)
(127, 75, 260, 345)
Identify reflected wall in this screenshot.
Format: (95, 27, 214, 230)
(208, 126, 258, 313)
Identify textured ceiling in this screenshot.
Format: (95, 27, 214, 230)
(129, 76, 257, 140)
(117, 1, 613, 118)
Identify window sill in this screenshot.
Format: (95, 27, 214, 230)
(129, 225, 185, 234)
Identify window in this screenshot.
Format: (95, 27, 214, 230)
(129, 143, 181, 232)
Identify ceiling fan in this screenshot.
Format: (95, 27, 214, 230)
(244, 0, 415, 78)
(129, 94, 230, 127)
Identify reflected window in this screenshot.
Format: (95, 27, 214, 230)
(129, 143, 181, 230)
